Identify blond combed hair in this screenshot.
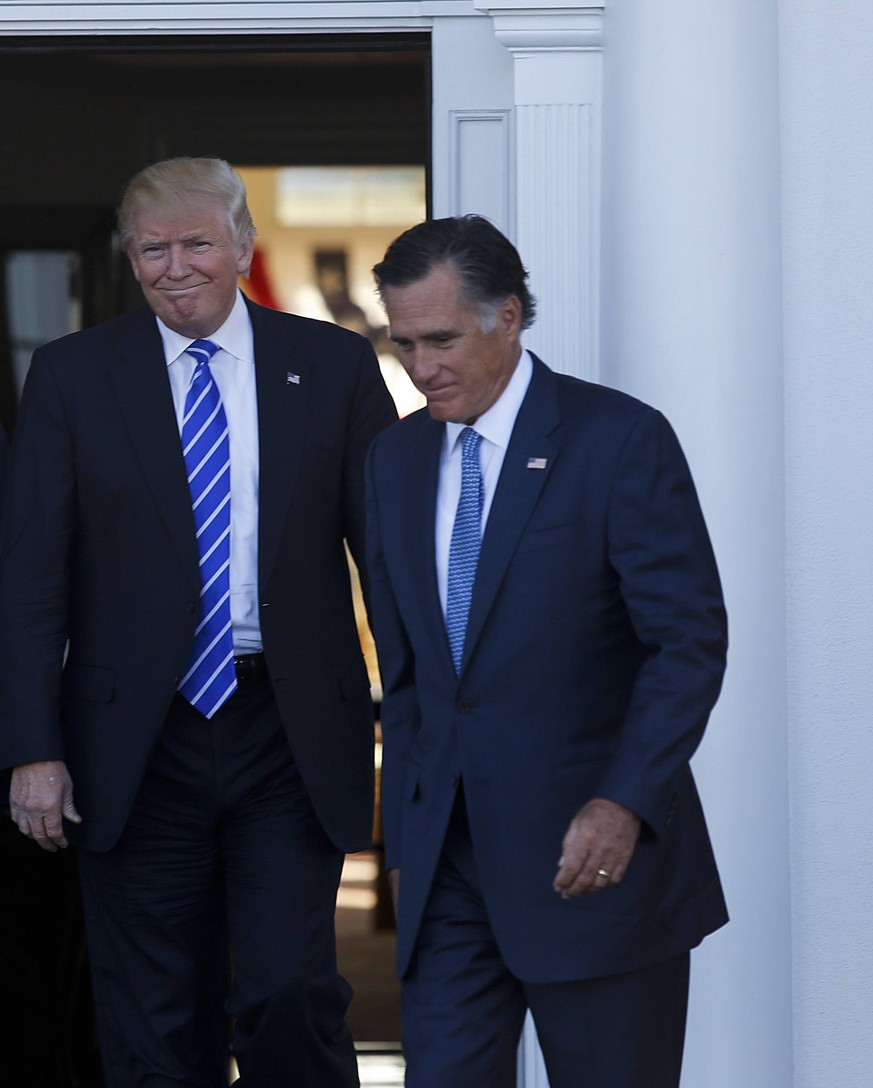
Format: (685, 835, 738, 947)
(118, 157, 256, 253)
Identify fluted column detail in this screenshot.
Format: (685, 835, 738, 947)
(477, 2, 604, 380)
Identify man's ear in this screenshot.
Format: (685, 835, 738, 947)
(237, 235, 255, 278)
(500, 294, 523, 337)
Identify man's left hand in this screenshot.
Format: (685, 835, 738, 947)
(553, 797, 641, 898)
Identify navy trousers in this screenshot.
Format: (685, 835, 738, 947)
(77, 678, 358, 1088)
(402, 793, 690, 1088)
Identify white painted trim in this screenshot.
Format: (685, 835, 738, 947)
(0, 1, 480, 36)
(479, 2, 603, 380)
(449, 109, 514, 228)
(480, 5, 603, 53)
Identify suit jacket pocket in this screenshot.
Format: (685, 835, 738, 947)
(513, 520, 580, 553)
(66, 664, 116, 703)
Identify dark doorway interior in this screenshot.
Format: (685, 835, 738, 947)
(0, 34, 426, 1083)
(0, 34, 429, 435)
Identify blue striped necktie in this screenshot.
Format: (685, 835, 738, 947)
(178, 339, 237, 717)
(446, 427, 484, 673)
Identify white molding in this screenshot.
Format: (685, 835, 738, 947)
(516, 98, 598, 379)
(476, 2, 603, 380)
(449, 109, 514, 229)
(477, 2, 603, 52)
(476, 0, 602, 8)
(0, 1, 483, 36)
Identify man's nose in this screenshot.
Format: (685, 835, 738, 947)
(408, 349, 440, 385)
(165, 245, 189, 279)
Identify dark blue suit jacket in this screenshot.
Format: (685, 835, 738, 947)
(366, 356, 728, 983)
(0, 299, 396, 852)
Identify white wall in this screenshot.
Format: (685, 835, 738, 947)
(779, 3, 873, 1085)
(601, 3, 791, 1085)
(601, 2, 873, 1085)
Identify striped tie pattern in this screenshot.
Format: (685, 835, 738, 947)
(446, 427, 484, 673)
(178, 339, 237, 717)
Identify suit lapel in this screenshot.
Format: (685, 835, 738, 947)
(249, 301, 311, 587)
(461, 357, 560, 671)
(110, 301, 310, 595)
(402, 414, 450, 663)
(109, 309, 200, 588)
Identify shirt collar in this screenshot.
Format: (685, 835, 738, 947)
(446, 349, 534, 454)
(156, 290, 254, 367)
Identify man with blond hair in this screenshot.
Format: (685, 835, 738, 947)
(0, 157, 396, 1087)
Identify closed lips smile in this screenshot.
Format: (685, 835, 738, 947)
(161, 282, 208, 294)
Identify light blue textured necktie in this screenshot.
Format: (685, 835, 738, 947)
(178, 339, 237, 718)
(446, 427, 484, 673)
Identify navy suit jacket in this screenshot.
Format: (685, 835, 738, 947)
(0, 298, 397, 852)
(365, 356, 729, 983)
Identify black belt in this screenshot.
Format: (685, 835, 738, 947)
(233, 651, 268, 684)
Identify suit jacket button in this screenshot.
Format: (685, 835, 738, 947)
(457, 701, 471, 714)
(185, 601, 196, 614)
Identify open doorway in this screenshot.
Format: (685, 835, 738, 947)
(0, 35, 430, 431)
(238, 163, 426, 418)
(0, 34, 429, 1084)
(236, 164, 420, 1061)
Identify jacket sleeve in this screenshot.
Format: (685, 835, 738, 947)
(0, 349, 75, 772)
(365, 439, 420, 870)
(593, 408, 728, 835)
(340, 338, 397, 613)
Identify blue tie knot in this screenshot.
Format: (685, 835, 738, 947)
(461, 425, 482, 458)
(186, 339, 219, 368)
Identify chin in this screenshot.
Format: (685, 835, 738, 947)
(426, 400, 463, 423)
(164, 307, 205, 335)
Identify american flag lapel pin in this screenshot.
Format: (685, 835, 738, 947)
(526, 457, 548, 470)
(286, 372, 300, 385)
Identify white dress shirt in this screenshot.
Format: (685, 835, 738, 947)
(157, 290, 262, 653)
(435, 349, 533, 617)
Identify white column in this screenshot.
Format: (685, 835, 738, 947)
(477, 1, 605, 380)
(779, 2, 873, 1085)
(601, 3, 790, 1086)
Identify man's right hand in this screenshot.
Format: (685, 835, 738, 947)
(9, 760, 81, 851)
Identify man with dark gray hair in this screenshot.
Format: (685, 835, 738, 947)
(0, 157, 396, 1086)
(365, 215, 728, 1088)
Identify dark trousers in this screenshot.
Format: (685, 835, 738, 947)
(77, 680, 358, 1088)
(402, 794, 690, 1088)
